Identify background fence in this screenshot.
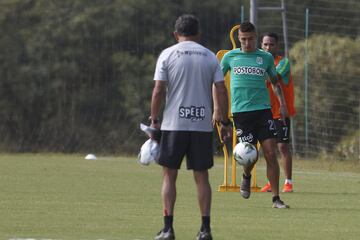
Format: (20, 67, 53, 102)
(0, 0, 358, 160)
(255, 0, 359, 160)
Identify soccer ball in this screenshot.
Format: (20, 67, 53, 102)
(233, 142, 258, 166)
(138, 139, 160, 165)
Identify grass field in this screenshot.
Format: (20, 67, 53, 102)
(0, 154, 359, 240)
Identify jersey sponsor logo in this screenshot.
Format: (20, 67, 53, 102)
(233, 66, 265, 76)
(239, 133, 254, 143)
(236, 129, 243, 136)
(176, 50, 207, 58)
(179, 106, 205, 121)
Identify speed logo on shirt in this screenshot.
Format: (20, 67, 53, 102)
(179, 106, 205, 121)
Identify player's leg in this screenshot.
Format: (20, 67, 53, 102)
(155, 131, 188, 239)
(193, 170, 213, 240)
(275, 118, 293, 192)
(261, 138, 288, 208)
(240, 148, 258, 199)
(261, 117, 282, 192)
(233, 112, 258, 199)
(188, 131, 213, 240)
(154, 168, 177, 240)
(278, 142, 293, 191)
(161, 167, 178, 217)
(260, 138, 280, 196)
(193, 170, 211, 217)
(257, 109, 289, 208)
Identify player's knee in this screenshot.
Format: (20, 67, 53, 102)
(263, 149, 277, 163)
(278, 143, 290, 156)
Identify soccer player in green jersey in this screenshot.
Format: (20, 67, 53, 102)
(220, 22, 289, 208)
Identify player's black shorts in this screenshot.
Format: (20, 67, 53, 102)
(157, 131, 213, 171)
(274, 117, 291, 143)
(232, 109, 277, 145)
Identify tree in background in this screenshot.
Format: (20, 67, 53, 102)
(290, 34, 359, 159)
(0, 0, 242, 153)
(0, 1, 358, 157)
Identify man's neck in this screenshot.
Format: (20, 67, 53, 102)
(177, 35, 199, 43)
(241, 48, 257, 53)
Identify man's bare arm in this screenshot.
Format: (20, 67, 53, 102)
(271, 76, 288, 122)
(213, 82, 229, 122)
(150, 80, 166, 128)
(213, 81, 232, 141)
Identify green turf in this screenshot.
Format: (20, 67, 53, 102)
(0, 154, 359, 240)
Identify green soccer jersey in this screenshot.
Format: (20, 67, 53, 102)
(221, 48, 277, 113)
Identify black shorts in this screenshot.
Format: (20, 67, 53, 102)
(274, 117, 291, 143)
(157, 131, 214, 171)
(232, 109, 277, 145)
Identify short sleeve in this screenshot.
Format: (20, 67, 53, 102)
(213, 61, 224, 83)
(276, 57, 291, 84)
(220, 53, 230, 76)
(267, 54, 277, 79)
(153, 51, 168, 81)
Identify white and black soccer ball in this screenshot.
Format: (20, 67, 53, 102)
(233, 142, 258, 166)
(138, 139, 160, 165)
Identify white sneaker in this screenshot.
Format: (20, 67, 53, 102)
(272, 199, 290, 209)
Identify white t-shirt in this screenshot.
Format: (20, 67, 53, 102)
(154, 41, 224, 132)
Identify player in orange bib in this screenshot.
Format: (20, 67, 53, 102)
(261, 32, 296, 193)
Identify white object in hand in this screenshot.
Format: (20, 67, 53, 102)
(138, 139, 159, 165)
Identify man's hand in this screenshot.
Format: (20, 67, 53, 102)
(220, 125, 232, 143)
(150, 122, 161, 131)
(212, 109, 222, 126)
(219, 120, 232, 143)
(141, 122, 161, 142)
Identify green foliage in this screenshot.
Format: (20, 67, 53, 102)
(290, 34, 360, 156)
(0, 1, 358, 154)
(335, 129, 360, 161)
(0, 0, 244, 153)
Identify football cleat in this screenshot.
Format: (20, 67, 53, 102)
(272, 199, 290, 209)
(240, 174, 251, 199)
(196, 229, 212, 240)
(261, 182, 272, 192)
(154, 228, 175, 240)
(282, 182, 293, 193)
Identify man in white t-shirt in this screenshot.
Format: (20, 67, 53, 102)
(150, 14, 231, 240)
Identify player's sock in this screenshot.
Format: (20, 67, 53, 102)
(201, 216, 211, 231)
(285, 179, 292, 184)
(243, 173, 251, 179)
(164, 215, 173, 231)
(272, 195, 280, 203)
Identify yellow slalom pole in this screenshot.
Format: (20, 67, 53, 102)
(229, 25, 240, 49)
(217, 123, 229, 192)
(230, 126, 239, 190)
